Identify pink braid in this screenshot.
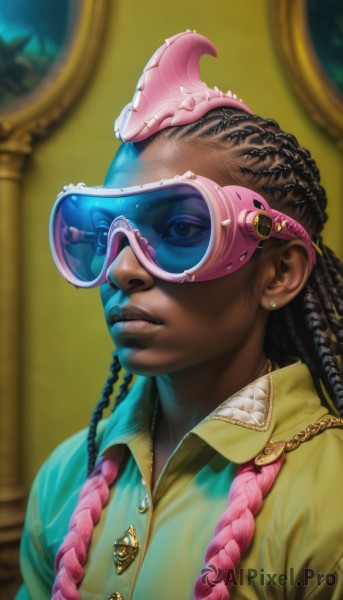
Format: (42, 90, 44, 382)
(194, 455, 284, 599)
(52, 450, 123, 600)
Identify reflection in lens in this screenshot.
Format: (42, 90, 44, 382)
(56, 184, 211, 280)
(57, 195, 103, 282)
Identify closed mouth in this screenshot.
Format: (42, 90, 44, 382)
(107, 305, 163, 326)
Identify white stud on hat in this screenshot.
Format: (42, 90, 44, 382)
(114, 30, 252, 142)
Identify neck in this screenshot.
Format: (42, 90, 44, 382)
(154, 351, 270, 452)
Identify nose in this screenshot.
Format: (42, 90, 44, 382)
(106, 245, 155, 292)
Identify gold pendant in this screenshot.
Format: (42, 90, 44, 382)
(113, 524, 139, 574)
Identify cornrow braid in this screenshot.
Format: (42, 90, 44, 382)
(159, 108, 343, 414)
(87, 354, 132, 475)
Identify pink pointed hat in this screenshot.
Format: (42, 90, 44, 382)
(114, 30, 252, 142)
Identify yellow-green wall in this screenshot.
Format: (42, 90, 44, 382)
(21, 0, 342, 489)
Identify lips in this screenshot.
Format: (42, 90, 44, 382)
(107, 304, 163, 326)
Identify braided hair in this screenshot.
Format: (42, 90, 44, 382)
(157, 108, 343, 414)
(86, 107, 342, 473)
(86, 353, 132, 474)
(55, 108, 342, 599)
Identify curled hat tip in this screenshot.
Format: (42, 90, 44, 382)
(114, 30, 251, 142)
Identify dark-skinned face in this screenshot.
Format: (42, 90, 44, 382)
(100, 136, 269, 377)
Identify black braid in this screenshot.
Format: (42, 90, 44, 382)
(303, 284, 343, 410)
(157, 107, 343, 414)
(87, 353, 132, 474)
(111, 372, 134, 411)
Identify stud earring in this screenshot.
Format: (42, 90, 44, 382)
(270, 301, 277, 310)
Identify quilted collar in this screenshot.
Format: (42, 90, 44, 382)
(205, 373, 272, 431)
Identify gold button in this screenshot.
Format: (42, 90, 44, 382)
(254, 440, 285, 466)
(113, 524, 139, 574)
(138, 494, 149, 513)
(108, 593, 123, 600)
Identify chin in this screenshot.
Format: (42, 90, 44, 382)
(116, 346, 187, 377)
(116, 348, 169, 376)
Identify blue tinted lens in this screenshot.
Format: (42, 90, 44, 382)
(54, 184, 211, 280)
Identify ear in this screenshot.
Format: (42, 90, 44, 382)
(260, 241, 312, 312)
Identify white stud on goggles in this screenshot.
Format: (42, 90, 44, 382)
(49, 170, 315, 287)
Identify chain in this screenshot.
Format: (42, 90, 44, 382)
(284, 417, 343, 452)
(254, 417, 343, 466)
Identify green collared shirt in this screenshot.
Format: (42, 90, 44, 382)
(17, 363, 343, 599)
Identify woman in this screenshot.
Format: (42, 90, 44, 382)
(18, 31, 343, 600)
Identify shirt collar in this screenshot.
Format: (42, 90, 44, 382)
(99, 362, 328, 464)
(195, 362, 328, 463)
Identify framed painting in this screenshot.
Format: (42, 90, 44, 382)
(271, 0, 343, 145)
(0, 0, 109, 138)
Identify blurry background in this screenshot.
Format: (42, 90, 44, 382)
(7, 0, 343, 488)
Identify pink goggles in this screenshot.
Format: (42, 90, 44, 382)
(49, 170, 315, 287)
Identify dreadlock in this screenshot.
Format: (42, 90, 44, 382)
(157, 107, 343, 413)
